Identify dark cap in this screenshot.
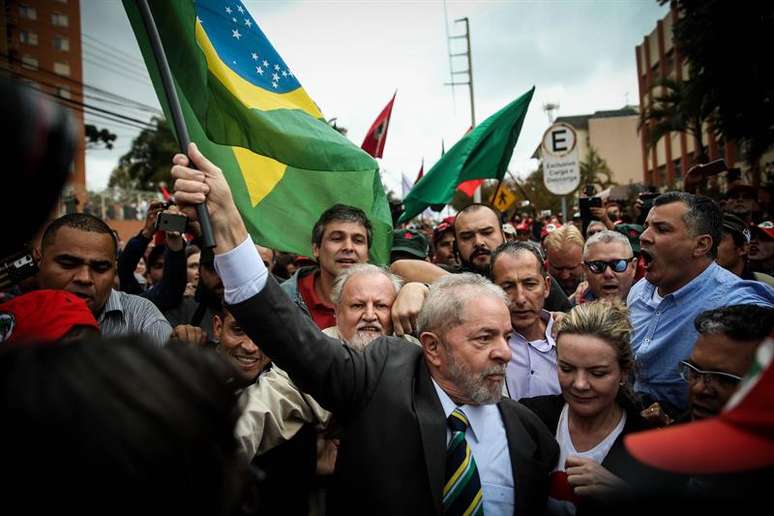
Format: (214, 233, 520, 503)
(722, 212, 750, 244)
(614, 223, 643, 254)
(726, 182, 757, 199)
(392, 229, 428, 259)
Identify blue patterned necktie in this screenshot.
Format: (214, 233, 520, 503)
(442, 408, 484, 515)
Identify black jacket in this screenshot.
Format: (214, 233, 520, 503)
(229, 276, 559, 515)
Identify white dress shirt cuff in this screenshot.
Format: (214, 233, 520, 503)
(213, 236, 268, 305)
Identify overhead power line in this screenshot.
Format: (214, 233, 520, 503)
(0, 52, 163, 116)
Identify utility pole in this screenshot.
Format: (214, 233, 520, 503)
(445, 16, 479, 201)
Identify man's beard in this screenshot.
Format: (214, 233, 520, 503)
(443, 345, 505, 405)
(348, 330, 382, 351)
(460, 249, 491, 277)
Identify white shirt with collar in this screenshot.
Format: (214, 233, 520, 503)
(432, 379, 514, 516)
(505, 310, 561, 401)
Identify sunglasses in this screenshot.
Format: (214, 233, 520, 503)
(583, 258, 633, 274)
(678, 360, 742, 389)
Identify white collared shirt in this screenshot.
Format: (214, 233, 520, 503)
(432, 379, 514, 516)
(506, 310, 561, 401)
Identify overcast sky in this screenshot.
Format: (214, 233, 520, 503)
(81, 0, 668, 195)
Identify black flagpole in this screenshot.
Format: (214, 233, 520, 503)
(135, 0, 215, 249)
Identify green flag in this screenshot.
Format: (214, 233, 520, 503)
(399, 87, 535, 223)
(123, 0, 392, 264)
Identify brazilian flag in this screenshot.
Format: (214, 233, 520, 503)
(124, 0, 392, 263)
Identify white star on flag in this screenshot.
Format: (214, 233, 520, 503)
(244, 19, 252, 27)
(225, 6, 232, 14)
(232, 17, 237, 23)
(232, 29, 241, 39)
(256, 67, 264, 75)
(262, 60, 269, 67)
(272, 73, 280, 81)
(282, 70, 288, 77)
(272, 81, 278, 88)
(274, 64, 280, 71)
(251, 52, 258, 60)
(237, 5, 244, 13)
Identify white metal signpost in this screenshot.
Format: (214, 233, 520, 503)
(542, 122, 580, 220)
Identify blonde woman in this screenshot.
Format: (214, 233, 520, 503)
(521, 301, 673, 514)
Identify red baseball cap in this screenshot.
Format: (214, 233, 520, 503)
(432, 221, 454, 244)
(625, 339, 774, 474)
(753, 221, 774, 240)
(0, 290, 99, 344)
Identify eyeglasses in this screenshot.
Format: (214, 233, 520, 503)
(678, 361, 742, 389)
(584, 258, 633, 274)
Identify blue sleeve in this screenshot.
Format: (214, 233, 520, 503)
(117, 233, 150, 295)
(727, 280, 774, 307)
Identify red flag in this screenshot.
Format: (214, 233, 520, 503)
(361, 92, 396, 158)
(457, 179, 484, 197)
(414, 159, 424, 185)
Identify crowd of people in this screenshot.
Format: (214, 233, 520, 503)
(1, 79, 773, 515)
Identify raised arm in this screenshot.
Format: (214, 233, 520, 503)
(171, 143, 380, 415)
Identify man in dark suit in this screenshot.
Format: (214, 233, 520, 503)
(171, 143, 558, 515)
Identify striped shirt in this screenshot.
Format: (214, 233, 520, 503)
(98, 289, 173, 346)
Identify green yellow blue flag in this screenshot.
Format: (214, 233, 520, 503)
(123, 0, 392, 263)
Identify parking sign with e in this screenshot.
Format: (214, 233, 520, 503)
(542, 122, 580, 195)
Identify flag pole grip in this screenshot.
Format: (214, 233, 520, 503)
(135, 0, 215, 249)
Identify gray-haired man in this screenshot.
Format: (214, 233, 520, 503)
(579, 230, 638, 304)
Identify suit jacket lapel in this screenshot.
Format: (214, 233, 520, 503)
(413, 361, 446, 515)
(499, 402, 538, 516)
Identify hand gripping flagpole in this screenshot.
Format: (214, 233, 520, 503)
(135, 0, 215, 249)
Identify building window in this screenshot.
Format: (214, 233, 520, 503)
(51, 13, 69, 27)
(21, 55, 38, 70)
(53, 36, 70, 51)
(19, 30, 38, 46)
(57, 87, 71, 100)
(53, 61, 71, 77)
(19, 5, 37, 20)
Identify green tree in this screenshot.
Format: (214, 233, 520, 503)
(85, 124, 117, 150)
(108, 117, 177, 191)
(668, 0, 774, 185)
(639, 77, 713, 166)
(579, 145, 616, 191)
(517, 165, 563, 216)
